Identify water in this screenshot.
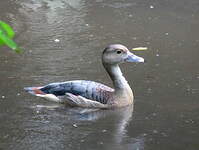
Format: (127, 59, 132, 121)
(0, 0, 199, 149)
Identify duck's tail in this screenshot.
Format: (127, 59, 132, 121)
(24, 87, 62, 103)
(24, 87, 44, 96)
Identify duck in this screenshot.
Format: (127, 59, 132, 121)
(24, 44, 144, 108)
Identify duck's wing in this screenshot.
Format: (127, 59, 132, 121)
(63, 93, 109, 108)
(25, 80, 114, 104)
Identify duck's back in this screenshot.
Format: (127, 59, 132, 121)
(40, 80, 114, 104)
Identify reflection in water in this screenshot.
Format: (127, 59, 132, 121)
(27, 104, 144, 150)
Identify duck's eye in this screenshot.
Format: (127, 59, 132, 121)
(116, 50, 122, 54)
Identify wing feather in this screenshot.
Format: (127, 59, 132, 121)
(40, 80, 114, 104)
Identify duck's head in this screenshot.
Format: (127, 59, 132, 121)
(102, 44, 144, 65)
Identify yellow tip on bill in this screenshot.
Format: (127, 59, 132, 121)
(132, 47, 148, 51)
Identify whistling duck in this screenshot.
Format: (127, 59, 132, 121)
(24, 44, 144, 108)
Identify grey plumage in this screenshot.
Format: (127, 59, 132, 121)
(39, 80, 114, 104)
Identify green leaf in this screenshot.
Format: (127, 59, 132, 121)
(132, 47, 148, 51)
(0, 21, 15, 46)
(0, 29, 22, 53)
(0, 21, 22, 53)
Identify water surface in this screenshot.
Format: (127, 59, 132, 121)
(0, 0, 199, 150)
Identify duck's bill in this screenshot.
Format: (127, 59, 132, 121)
(125, 52, 144, 63)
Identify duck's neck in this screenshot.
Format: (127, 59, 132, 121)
(103, 63, 134, 106)
(103, 64, 131, 91)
